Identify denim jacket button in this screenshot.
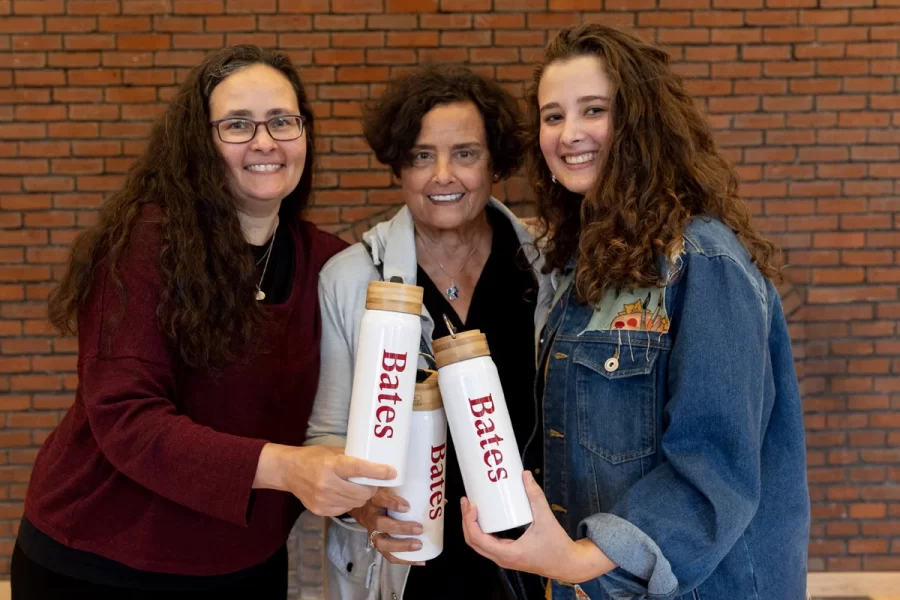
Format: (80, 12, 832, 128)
(604, 357, 619, 372)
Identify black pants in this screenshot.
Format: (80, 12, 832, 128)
(11, 543, 288, 600)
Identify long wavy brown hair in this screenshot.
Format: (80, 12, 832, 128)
(526, 24, 781, 305)
(48, 45, 316, 369)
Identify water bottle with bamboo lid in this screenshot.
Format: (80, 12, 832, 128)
(433, 329, 533, 534)
(344, 280, 424, 486)
(388, 370, 447, 561)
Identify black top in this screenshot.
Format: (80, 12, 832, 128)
(250, 221, 295, 305)
(15, 226, 295, 589)
(403, 206, 544, 600)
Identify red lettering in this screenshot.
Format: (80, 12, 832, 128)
(484, 448, 503, 468)
(479, 434, 504, 450)
(429, 443, 446, 521)
(488, 468, 508, 482)
(474, 418, 495, 436)
(375, 405, 395, 424)
(373, 351, 406, 437)
(379, 373, 399, 390)
(377, 392, 402, 405)
(468, 394, 495, 417)
(431, 443, 446, 463)
(381, 351, 408, 372)
(468, 395, 513, 484)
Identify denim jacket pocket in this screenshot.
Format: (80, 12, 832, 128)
(572, 332, 663, 464)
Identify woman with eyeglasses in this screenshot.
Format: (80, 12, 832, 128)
(11, 45, 395, 600)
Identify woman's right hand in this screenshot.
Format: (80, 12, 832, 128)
(254, 444, 396, 517)
(350, 490, 426, 566)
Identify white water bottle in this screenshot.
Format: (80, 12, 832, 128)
(345, 280, 423, 486)
(433, 330, 533, 534)
(388, 370, 447, 562)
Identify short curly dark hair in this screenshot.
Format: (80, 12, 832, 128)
(363, 64, 524, 179)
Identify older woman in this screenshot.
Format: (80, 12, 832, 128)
(13, 45, 391, 600)
(306, 65, 548, 599)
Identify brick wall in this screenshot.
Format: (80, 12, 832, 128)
(1, 0, 899, 579)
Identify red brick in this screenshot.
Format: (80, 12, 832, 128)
(818, 26, 870, 42)
(852, 8, 900, 24)
(225, 0, 276, 11)
(440, 0, 490, 9)
(174, 0, 224, 14)
(386, 0, 437, 10)
(419, 13, 470, 28)
(332, 0, 384, 11)
(527, 12, 580, 29)
(474, 14, 524, 28)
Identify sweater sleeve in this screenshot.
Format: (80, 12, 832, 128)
(77, 218, 267, 527)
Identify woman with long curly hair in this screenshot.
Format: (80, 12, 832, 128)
(461, 24, 810, 600)
(12, 45, 394, 599)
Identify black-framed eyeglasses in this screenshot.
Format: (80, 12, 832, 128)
(211, 115, 306, 144)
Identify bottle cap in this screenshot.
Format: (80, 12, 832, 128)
(365, 280, 423, 316)
(433, 330, 491, 369)
(413, 370, 442, 411)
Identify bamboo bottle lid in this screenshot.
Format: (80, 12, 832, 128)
(365, 280, 423, 316)
(413, 370, 442, 411)
(433, 330, 491, 369)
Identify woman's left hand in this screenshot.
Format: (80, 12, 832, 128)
(461, 471, 617, 584)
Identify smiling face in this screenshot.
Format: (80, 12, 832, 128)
(538, 55, 613, 195)
(208, 63, 307, 218)
(399, 101, 494, 233)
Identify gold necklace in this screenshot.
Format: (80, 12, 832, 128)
(255, 218, 278, 302)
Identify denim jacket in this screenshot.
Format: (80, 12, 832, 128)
(536, 217, 810, 600)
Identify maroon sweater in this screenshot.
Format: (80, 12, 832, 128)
(24, 208, 346, 576)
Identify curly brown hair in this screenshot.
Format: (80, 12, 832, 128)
(363, 63, 524, 179)
(48, 45, 316, 369)
(526, 24, 782, 304)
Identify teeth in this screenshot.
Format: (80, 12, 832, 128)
(564, 152, 596, 165)
(429, 193, 464, 202)
(246, 164, 282, 172)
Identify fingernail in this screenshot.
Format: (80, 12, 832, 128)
(412, 525, 424, 534)
(525, 471, 534, 482)
(415, 562, 425, 567)
(398, 502, 410, 513)
(411, 541, 422, 550)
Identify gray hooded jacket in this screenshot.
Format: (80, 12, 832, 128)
(304, 198, 550, 600)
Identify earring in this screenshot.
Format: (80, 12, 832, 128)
(493, 173, 499, 182)
(551, 175, 557, 183)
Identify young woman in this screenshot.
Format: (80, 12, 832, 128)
(461, 24, 810, 600)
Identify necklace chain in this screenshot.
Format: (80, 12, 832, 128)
(416, 230, 482, 301)
(255, 217, 278, 302)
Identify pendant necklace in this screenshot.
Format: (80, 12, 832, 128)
(254, 217, 278, 302)
(416, 231, 481, 302)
